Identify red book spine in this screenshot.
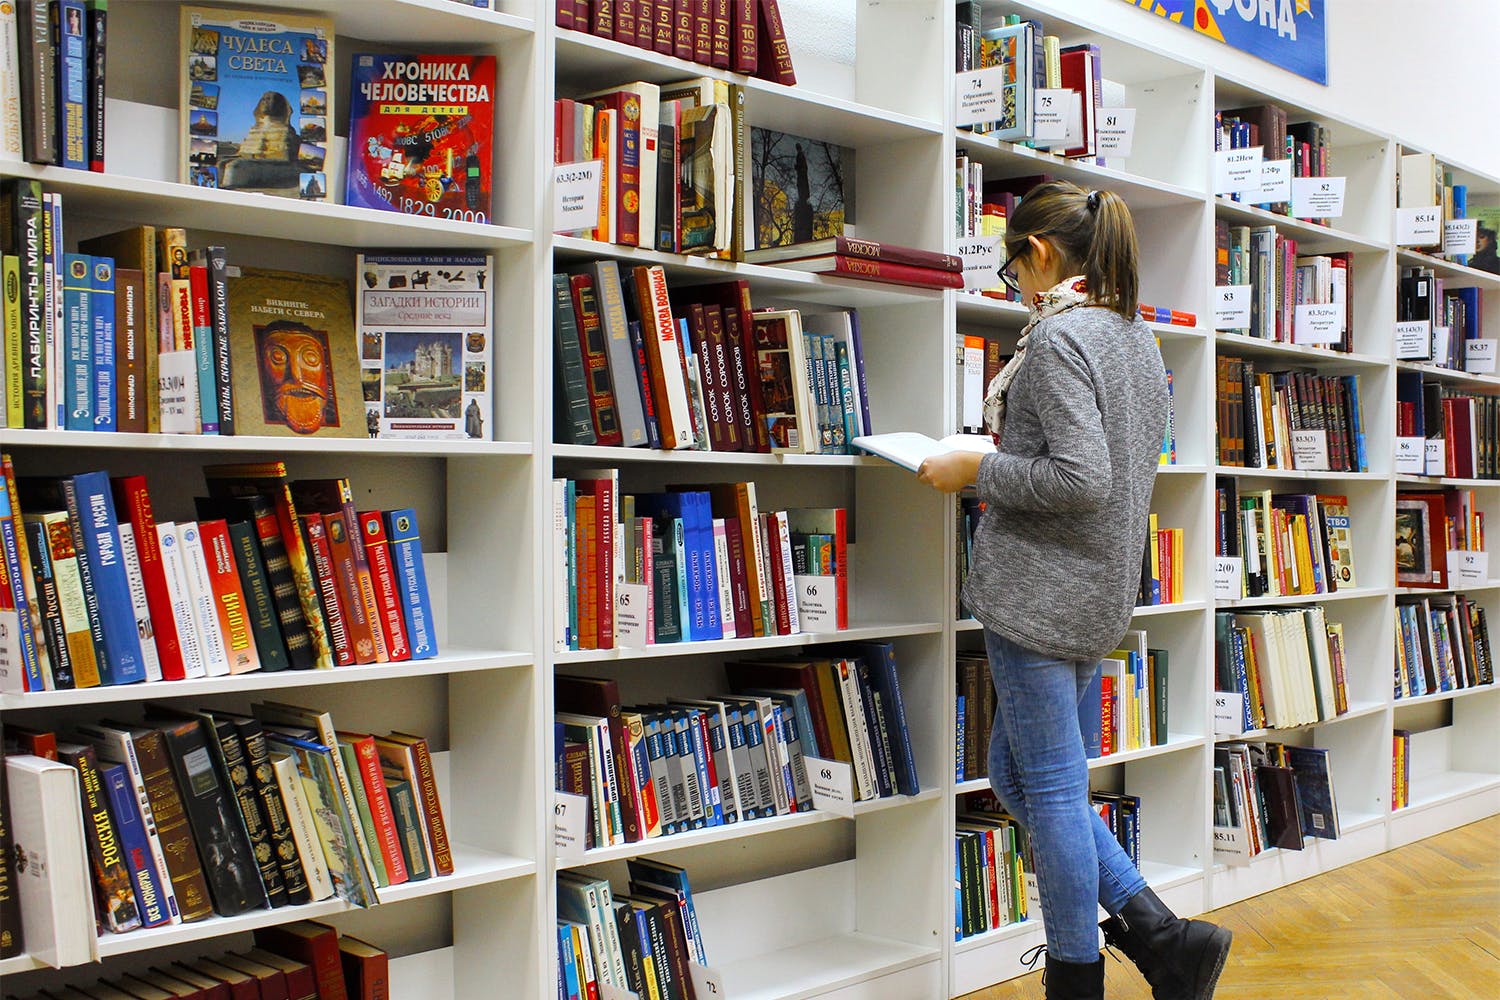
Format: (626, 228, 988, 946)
(199, 519, 260, 674)
(814, 256, 966, 289)
(188, 263, 211, 335)
(556, 0, 575, 29)
(591, 93, 641, 248)
(615, 0, 637, 41)
(765, 513, 789, 634)
(725, 300, 769, 452)
(583, 480, 615, 650)
(756, 0, 796, 85)
(703, 306, 743, 450)
(722, 518, 753, 637)
(721, 309, 759, 454)
(569, 274, 626, 445)
(576, 496, 597, 649)
(636, 0, 656, 48)
(351, 736, 409, 885)
(654, 0, 674, 53)
(301, 515, 355, 666)
(591, 0, 614, 36)
(692, 0, 712, 63)
(325, 512, 380, 663)
(1100, 675, 1115, 755)
(403, 737, 454, 876)
(982, 829, 1000, 927)
(731, 0, 757, 73)
(830, 236, 962, 272)
(575, 0, 589, 27)
(710, 0, 731, 67)
(673, 0, 693, 60)
(357, 512, 411, 662)
(832, 507, 848, 630)
(252, 926, 347, 1000)
(684, 303, 730, 451)
(112, 476, 186, 680)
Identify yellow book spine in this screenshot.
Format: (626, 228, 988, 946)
(3, 255, 20, 428)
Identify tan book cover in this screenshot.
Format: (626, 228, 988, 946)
(226, 268, 361, 438)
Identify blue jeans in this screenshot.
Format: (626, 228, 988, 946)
(984, 628, 1148, 962)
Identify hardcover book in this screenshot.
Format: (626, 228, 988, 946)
(750, 126, 853, 253)
(179, 6, 334, 199)
(346, 53, 495, 221)
(225, 268, 362, 438)
(356, 253, 494, 440)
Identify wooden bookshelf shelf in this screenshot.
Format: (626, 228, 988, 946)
(1212, 466, 1386, 482)
(1395, 360, 1500, 390)
(1131, 600, 1209, 617)
(1393, 683, 1500, 709)
(1216, 585, 1388, 609)
(1214, 700, 1387, 742)
(717, 933, 939, 1000)
(1396, 249, 1500, 290)
(955, 733, 1205, 796)
(551, 443, 885, 468)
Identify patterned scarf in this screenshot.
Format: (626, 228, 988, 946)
(982, 275, 1091, 440)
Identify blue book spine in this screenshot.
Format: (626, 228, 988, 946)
(1230, 628, 1253, 730)
(557, 923, 581, 1000)
(847, 310, 872, 436)
(1343, 375, 1368, 472)
(50, 194, 64, 427)
(853, 669, 893, 797)
(857, 642, 920, 795)
(0, 487, 44, 691)
(63, 253, 92, 431)
(689, 493, 722, 641)
(1078, 667, 1104, 759)
(672, 518, 690, 638)
(191, 268, 218, 434)
(672, 715, 705, 830)
(833, 339, 857, 454)
(686, 710, 721, 826)
(1453, 184, 1468, 266)
(955, 694, 966, 782)
(101, 762, 172, 927)
(66, 471, 145, 684)
(56, 0, 89, 170)
(955, 837, 964, 941)
(90, 255, 115, 432)
(384, 509, 436, 659)
(564, 481, 578, 650)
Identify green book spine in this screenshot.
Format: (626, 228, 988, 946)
(1150, 649, 1169, 746)
(227, 519, 289, 671)
(384, 777, 430, 881)
(338, 743, 388, 888)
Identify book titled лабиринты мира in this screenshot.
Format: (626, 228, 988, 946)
(346, 54, 495, 222)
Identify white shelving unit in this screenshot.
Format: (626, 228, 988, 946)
(2, 2, 1497, 998)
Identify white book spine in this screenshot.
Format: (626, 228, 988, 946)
(643, 266, 693, 448)
(755, 700, 790, 815)
(154, 521, 207, 679)
(594, 877, 629, 989)
(272, 753, 336, 901)
(711, 518, 735, 639)
(838, 658, 879, 800)
(176, 522, 230, 677)
(115, 523, 163, 682)
(0, 1, 20, 161)
(5, 755, 99, 967)
(775, 510, 800, 634)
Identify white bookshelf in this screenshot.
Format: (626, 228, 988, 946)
(3, 1, 1498, 997)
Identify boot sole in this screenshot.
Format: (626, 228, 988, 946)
(1194, 926, 1233, 1000)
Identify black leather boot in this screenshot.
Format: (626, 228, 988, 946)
(1100, 887, 1232, 1000)
(1043, 954, 1105, 1000)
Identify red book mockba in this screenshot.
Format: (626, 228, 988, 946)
(357, 512, 411, 661)
(111, 476, 187, 679)
(673, 0, 693, 60)
(710, 0, 732, 67)
(300, 514, 355, 666)
(324, 512, 380, 664)
(198, 519, 261, 674)
(756, 0, 796, 85)
(731, 0, 757, 73)
(775, 255, 965, 289)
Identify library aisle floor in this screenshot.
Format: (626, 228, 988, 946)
(959, 817, 1500, 1000)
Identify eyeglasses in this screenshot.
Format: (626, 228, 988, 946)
(998, 246, 1026, 295)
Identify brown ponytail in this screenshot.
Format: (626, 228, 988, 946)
(1004, 180, 1140, 321)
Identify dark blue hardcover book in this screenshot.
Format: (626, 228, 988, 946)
(1285, 745, 1340, 840)
(101, 761, 172, 926)
(955, 693, 966, 782)
(55, 0, 88, 170)
(1230, 627, 1254, 730)
(851, 662, 893, 798)
(384, 508, 436, 659)
(62, 252, 92, 430)
(635, 492, 720, 641)
(852, 641, 921, 795)
(626, 858, 706, 967)
(557, 921, 582, 1000)
(65, 471, 145, 684)
(89, 255, 115, 431)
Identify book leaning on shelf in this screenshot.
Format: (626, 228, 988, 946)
(0, 455, 437, 694)
(1137, 513, 1184, 607)
(555, 643, 918, 849)
(1214, 607, 1349, 733)
(1215, 480, 1358, 600)
(1213, 741, 1339, 866)
(1215, 359, 1367, 472)
(1395, 592, 1495, 699)
(1, 709, 451, 968)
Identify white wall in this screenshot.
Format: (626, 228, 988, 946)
(781, 0, 1500, 173)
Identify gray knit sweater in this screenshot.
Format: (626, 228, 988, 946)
(960, 305, 1168, 662)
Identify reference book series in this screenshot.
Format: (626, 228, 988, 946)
(1215, 359, 1369, 473)
(555, 646, 918, 851)
(1215, 105, 1334, 222)
(1214, 608, 1351, 733)
(3, 706, 451, 967)
(552, 263, 872, 455)
(0, 457, 437, 695)
(554, 0, 798, 87)
(1395, 592, 1495, 700)
(1214, 482, 1359, 600)
(1214, 741, 1340, 865)
(1214, 220, 1355, 351)
(556, 859, 709, 1000)
(0, 0, 107, 170)
(1397, 150, 1500, 273)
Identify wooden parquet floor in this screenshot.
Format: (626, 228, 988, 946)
(960, 816, 1500, 999)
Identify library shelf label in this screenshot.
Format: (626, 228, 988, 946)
(1214, 285, 1253, 330)
(160, 351, 198, 433)
(1215, 146, 1264, 195)
(1465, 339, 1498, 374)
(553, 160, 603, 232)
(1396, 320, 1432, 360)
(1293, 302, 1344, 345)
(1447, 550, 1489, 587)
(1444, 218, 1479, 257)
(806, 756, 856, 818)
(794, 575, 839, 630)
(1214, 557, 1244, 601)
(1256, 159, 1292, 203)
(1290, 429, 1329, 470)
(1291, 176, 1346, 219)
(958, 235, 1004, 291)
(1095, 108, 1137, 158)
(1397, 205, 1443, 246)
(1396, 437, 1426, 475)
(1426, 439, 1446, 477)
(554, 791, 589, 859)
(1213, 823, 1252, 867)
(1214, 691, 1246, 736)
(689, 963, 728, 998)
(1031, 88, 1074, 142)
(615, 583, 650, 648)
(956, 65, 1011, 128)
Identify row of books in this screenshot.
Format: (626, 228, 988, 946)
(555, 648, 917, 850)
(556, 859, 708, 1000)
(3, 706, 450, 968)
(1395, 594, 1495, 699)
(554, 265, 873, 455)
(955, 809, 1031, 939)
(1214, 222, 1354, 351)
(1215, 360, 1368, 472)
(555, 0, 797, 86)
(1138, 514, 1185, 607)
(1392, 729, 1411, 809)
(1214, 481, 1358, 599)
(1397, 150, 1500, 272)
(1395, 489, 1483, 590)
(0, 0, 106, 171)
(3, 920, 388, 999)
(1, 459, 436, 694)
(1214, 607, 1350, 733)
(1397, 268, 1482, 370)
(1213, 741, 1339, 864)
(1396, 375, 1499, 480)
(1214, 105, 1334, 220)
(1, 181, 497, 439)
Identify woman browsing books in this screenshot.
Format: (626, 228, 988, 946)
(917, 181, 1231, 1000)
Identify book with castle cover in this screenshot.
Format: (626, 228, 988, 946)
(346, 53, 495, 222)
(356, 254, 494, 440)
(225, 268, 362, 438)
(179, 6, 334, 200)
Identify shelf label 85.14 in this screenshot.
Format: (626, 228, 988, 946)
(1396, 205, 1442, 246)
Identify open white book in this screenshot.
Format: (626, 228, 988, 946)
(852, 432, 997, 472)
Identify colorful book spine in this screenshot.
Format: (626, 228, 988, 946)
(302, 514, 354, 667)
(358, 511, 411, 662)
(199, 519, 261, 674)
(85, 0, 104, 171)
(187, 264, 218, 434)
(62, 252, 91, 430)
(55, 0, 87, 169)
(385, 508, 435, 659)
(100, 762, 172, 927)
(88, 254, 114, 431)
(64, 471, 146, 683)
(0, 482, 43, 690)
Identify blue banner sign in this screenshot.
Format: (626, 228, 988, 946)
(1121, 0, 1328, 85)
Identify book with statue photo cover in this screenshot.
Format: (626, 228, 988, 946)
(180, 6, 334, 200)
